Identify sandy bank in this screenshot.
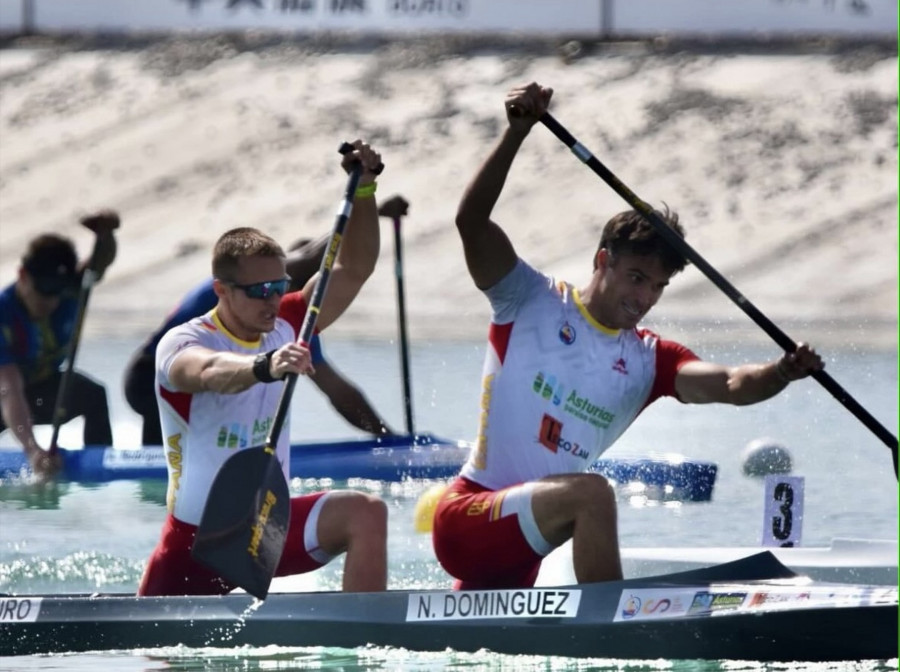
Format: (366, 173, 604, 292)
(0, 35, 896, 350)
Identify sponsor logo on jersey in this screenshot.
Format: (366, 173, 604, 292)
(532, 373, 617, 429)
(252, 417, 272, 445)
(532, 372, 564, 405)
(216, 419, 269, 449)
(538, 414, 589, 460)
(564, 389, 615, 429)
(613, 357, 628, 375)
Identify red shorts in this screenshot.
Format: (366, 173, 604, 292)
(138, 492, 330, 596)
(432, 477, 543, 590)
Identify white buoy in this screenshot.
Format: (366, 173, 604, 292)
(742, 438, 793, 476)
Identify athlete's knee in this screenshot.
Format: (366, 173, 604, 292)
(348, 494, 388, 540)
(583, 473, 617, 511)
(324, 491, 387, 549)
(557, 473, 616, 510)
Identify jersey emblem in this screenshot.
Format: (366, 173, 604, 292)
(558, 321, 576, 345)
(612, 358, 628, 375)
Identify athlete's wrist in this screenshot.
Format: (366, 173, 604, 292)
(774, 358, 791, 384)
(252, 350, 279, 384)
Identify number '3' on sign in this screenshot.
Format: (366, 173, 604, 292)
(761, 475, 804, 548)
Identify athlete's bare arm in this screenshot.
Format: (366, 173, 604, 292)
(675, 343, 823, 405)
(303, 140, 382, 331)
(309, 362, 394, 436)
(456, 83, 553, 290)
(0, 364, 42, 455)
(167, 343, 314, 395)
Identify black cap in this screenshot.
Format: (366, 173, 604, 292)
(22, 234, 79, 295)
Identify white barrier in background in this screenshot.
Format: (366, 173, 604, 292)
(0, 0, 895, 36)
(612, 0, 896, 36)
(0, 0, 603, 34)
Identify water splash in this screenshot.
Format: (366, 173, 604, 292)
(0, 551, 143, 593)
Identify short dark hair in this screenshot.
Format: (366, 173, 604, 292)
(595, 206, 689, 275)
(212, 227, 285, 281)
(22, 234, 79, 293)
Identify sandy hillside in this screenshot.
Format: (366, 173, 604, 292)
(0, 35, 896, 349)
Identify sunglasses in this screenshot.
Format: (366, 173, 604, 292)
(225, 277, 291, 299)
(31, 275, 75, 297)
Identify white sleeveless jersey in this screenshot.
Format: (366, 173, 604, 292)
(155, 294, 306, 524)
(460, 260, 698, 490)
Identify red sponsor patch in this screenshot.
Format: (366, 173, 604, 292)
(539, 414, 563, 453)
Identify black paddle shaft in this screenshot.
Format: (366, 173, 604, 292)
(540, 112, 899, 477)
(392, 214, 415, 435)
(388, 207, 415, 436)
(49, 240, 103, 452)
(49, 270, 96, 451)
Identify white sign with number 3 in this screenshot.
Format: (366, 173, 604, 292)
(762, 475, 804, 548)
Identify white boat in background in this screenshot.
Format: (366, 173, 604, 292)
(0, 441, 718, 499)
(537, 537, 899, 587)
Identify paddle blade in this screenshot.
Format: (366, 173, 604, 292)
(191, 447, 290, 600)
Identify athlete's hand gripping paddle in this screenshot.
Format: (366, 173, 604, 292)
(192, 143, 382, 599)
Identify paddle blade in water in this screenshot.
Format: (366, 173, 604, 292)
(191, 447, 290, 600)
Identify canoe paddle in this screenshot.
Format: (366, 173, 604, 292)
(379, 197, 452, 529)
(48, 267, 97, 454)
(538, 112, 899, 480)
(377, 195, 415, 435)
(49, 212, 120, 455)
(192, 143, 381, 599)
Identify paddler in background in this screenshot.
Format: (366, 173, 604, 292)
(0, 211, 120, 477)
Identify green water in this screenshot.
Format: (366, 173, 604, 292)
(1, 339, 897, 670)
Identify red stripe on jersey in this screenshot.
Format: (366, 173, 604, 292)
(637, 328, 699, 408)
(159, 385, 192, 423)
(278, 291, 311, 339)
(489, 322, 514, 364)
